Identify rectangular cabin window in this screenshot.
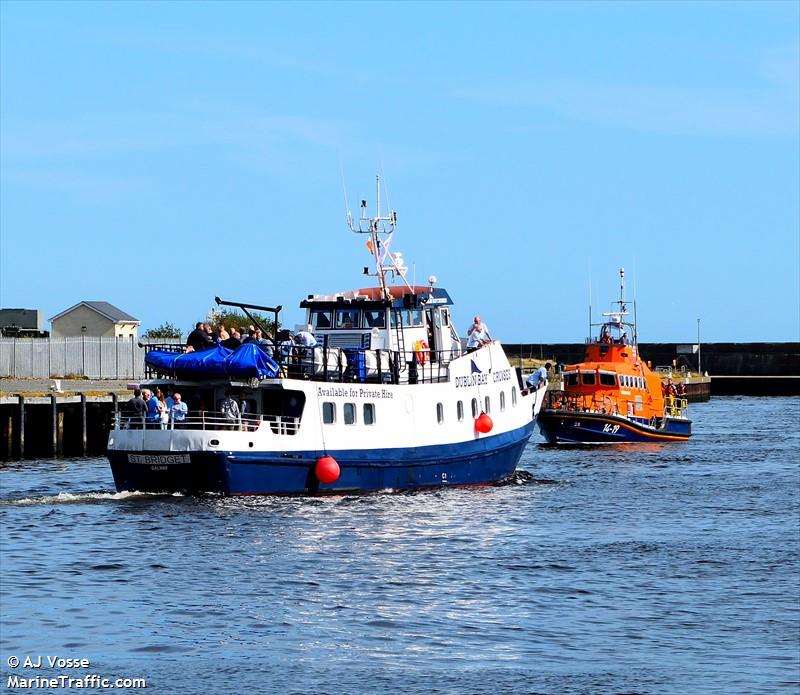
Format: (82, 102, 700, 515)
(363, 309, 386, 328)
(441, 308, 450, 327)
(599, 373, 617, 386)
(344, 402, 356, 425)
(484, 396, 491, 414)
(335, 309, 361, 329)
(395, 310, 424, 327)
(436, 402, 444, 424)
(581, 372, 596, 385)
(311, 310, 332, 330)
(500, 392, 506, 411)
(565, 373, 579, 387)
(457, 400, 464, 421)
(471, 398, 479, 418)
(322, 402, 336, 424)
(512, 387, 517, 406)
(363, 403, 375, 425)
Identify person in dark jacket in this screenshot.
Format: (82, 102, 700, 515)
(126, 388, 147, 429)
(186, 322, 214, 352)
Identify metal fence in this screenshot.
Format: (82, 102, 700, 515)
(0, 337, 183, 379)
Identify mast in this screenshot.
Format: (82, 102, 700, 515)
(347, 175, 411, 298)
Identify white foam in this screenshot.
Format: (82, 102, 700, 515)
(1, 490, 175, 507)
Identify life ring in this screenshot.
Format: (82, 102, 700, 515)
(413, 340, 429, 365)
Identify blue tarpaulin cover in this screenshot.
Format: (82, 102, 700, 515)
(145, 343, 280, 380)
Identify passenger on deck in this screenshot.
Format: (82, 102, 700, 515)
(619, 331, 629, 345)
(600, 326, 612, 344)
(170, 393, 188, 426)
(466, 315, 493, 352)
(527, 362, 552, 391)
(187, 322, 214, 352)
(221, 330, 242, 350)
(126, 388, 147, 428)
(242, 329, 259, 345)
(294, 330, 317, 348)
(144, 389, 161, 428)
(217, 323, 230, 341)
(220, 390, 240, 429)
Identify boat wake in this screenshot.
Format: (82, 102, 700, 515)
(504, 470, 561, 486)
(0, 490, 183, 507)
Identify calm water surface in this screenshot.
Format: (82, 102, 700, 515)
(1, 397, 798, 694)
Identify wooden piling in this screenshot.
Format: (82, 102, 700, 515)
(80, 393, 87, 456)
(19, 395, 25, 459)
(57, 411, 64, 457)
(51, 394, 58, 457)
(5, 415, 12, 460)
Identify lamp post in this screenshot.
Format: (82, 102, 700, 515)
(697, 318, 701, 375)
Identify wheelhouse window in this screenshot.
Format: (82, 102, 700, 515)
(391, 309, 424, 327)
(457, 400, 464, 421)
(471, 398, 479, 418)
(599, 372, 617, 386)
(436, 403, 444, 424)
(565, 373, 579, 386)
(581, 372, 596, 385)
(322, 402, 336, 424)
(363, 403, 375, 425)
(344, 403, 356, 425)
(310, 310, 332, 330)
(335, 309, 361, 329)
(363, 309, 386, 328)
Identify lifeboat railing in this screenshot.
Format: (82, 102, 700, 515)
(543, 390, 689, 422)
(113, 411, 301, 435)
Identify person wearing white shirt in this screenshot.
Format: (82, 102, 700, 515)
(466, 315, 493, 351)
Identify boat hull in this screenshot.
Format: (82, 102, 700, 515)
(107, 421, 535, 495)
(537, 410, 690, 444)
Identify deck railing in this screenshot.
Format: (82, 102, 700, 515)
(544, 390, 688, 421)
(114, 411, 301, 435)
(141, 340, 453, 386)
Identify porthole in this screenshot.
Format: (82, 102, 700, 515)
(210, 439, 220, 446)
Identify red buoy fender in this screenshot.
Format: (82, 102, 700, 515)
(474, 412, 493, 433)
(315, 455, 340, 484)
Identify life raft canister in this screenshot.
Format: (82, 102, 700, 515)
(413, 340, 430, 365)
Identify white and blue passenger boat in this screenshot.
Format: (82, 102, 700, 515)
(107, 181, 542, 494)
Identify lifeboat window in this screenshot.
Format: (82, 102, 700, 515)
(471, 398, 479, 418)
(457, 400, 464, 421)
(512, 387, 517, 406)
(363, 403, 375, 425)
(363, 309, 386, 328)
(599, 373, 616, 386)
(436, 402, 444, 424)
(322, 402, 336, 424)
(485, 396, 491, 414)
(311, 310, 332, 330)
(566, 373, 579, 386)
(344, 403, 356, 425)
(500, 391, 506, 411)
(581, 372, 596, 385)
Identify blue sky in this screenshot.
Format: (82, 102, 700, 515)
(1, 1, 798, 343)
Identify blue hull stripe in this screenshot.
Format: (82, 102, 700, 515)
(538, 411, 691, 444)
(108, 422, 535, 495)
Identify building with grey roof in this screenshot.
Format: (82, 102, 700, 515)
(50, 301, 140, 338)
